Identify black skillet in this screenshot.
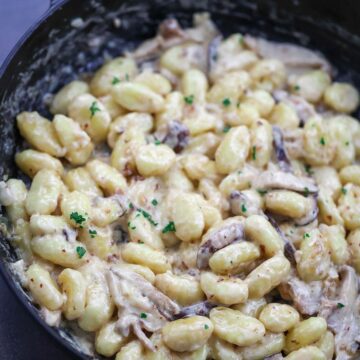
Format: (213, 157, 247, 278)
(1, 0, 360, 358)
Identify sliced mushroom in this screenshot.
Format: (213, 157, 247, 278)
(279, 275, 322, 315)
(197, 219, 244, 269)
(319, 266, 360, 360)
(160, 120, 190, 153)
(252, 170, 318, 194)
(293, 195, 319, 226)
(174, 300, 217, 319)
(272, 125, 292, 172)
(244, 35, 331, 74)
(107, 267, 180, 351)
(266, 214, 296, 265)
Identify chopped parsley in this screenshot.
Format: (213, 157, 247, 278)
(70, 212, 87, 226)
(252, 146, 257, 160)
(184, 95, 194, 105)
(76, 246, 86, 259)
(112, 76, 121, 85)
(305, 164, 314, 176)
(303, 233, 310, 239)
(222, 98, 231, 107)
(337, 302, 345, 309)
(257, 189, 267, 196)
(136, 208, 158, 226)
(129, 202, 134, 209)
(154, 139, 162, 145)
(127, 221, 136, 230)
(320, 137, 326, 146)
(162, 221, 176, 234)
(89, 101, 100, 118)
(341, 187, 347, 195)
(204, 324, 209, 330)
(125, 73, 130, 81)
(151, 199, 158, 206)
(239, 35, 244, 45)
(140, 312, 147, 319)
(223, 125, 231, 133)
(293, 85, 301, 91)
(304, 187, 310, 197)
(89, 229, 97, 238)
(345, 141, 350, 146)
(236, 101, 241, 108)
(241, 204, 247, 213)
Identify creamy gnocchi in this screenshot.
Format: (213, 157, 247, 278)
(2, 13, 360, 360)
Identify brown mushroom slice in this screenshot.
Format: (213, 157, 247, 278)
(196, 218, 245, 269)
(293, 196, 319, 226)
(279, 275, 322, 316)
(107, 267, 180, 351)
(253, 170, 318, 194)
(319, 266, 360, 360)
(272, 125, 292, 173)
(244, 35, 331, 74)
(174, 300, 217, 319)
(154, 120, 190, 153)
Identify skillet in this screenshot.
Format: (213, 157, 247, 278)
(1, 0, 360, 358)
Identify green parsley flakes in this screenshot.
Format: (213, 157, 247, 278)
(204, 324, 209, 330)
(223, 125, 231, 133)
(162, 221, 176, 234)
(345, 141, 350, 146)
(140, 312, 147, 319)
(305, 165, 313, 176)
(125, 73, 130, 81)
(241, 204, 247, 213)
(257, 189, 267, 196)
(238, 35, 244, 45)
(127, 221, 136, 230)
(76, 246, 86, 259)
(252, 146, 257, 160)
(320, 137, 326, 145)
(151, 199, 158, 206)
(137, 208, 158, 226)
(293, 85, 301, 91)
(129, 202, 134, 209)
(112, 76, 121, 85)
(341, 187, 347, 195)
(70, 212, 87, 226)
(184, 95, 194, 105)
(337, 302, 345, 309)
(89, 229, 97, 238)
(303, 233, 310, 239)
(154, 139, 162, 145)
(89, 101, 101, 118)
(304, 187, 309, 197)
(222, 98, 231, 107)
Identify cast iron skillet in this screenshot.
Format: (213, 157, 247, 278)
(1, 0, 360, 358)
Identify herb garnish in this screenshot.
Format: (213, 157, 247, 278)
(162, 221, 176, 234)
(223, 125, 231, 133)
(70, 212, 87, 226)
(304, 187, 309, 197)
(112, 76, 121, 85)
(127, 221, 136, 230)
(154, 139, 162, 145)
(140, 312, 147, 319)
(345, 141, 350, 146)
(76, 246, 86, 259)
(137, 208, 158, 226)
(341, 187, 347, 195)
(89, 101, 100, 118)
(252, 146, 257, 160)
(303, 233, 310, 239)
(151, 199, 158, 206)
(320, 137, 326, 146)
(125, 73, 129, 81)
(257, 189, 267, 196)
(89, 229, 97, 238)
(204, 324, 209, 330)
(184, 95, 194, 105)
(222, 98, 231, 107)
(305, 165, 313, 176)
(337, 302, 345, 309)
(241, 204, 247, 213)
(293, 85, 301, 91)
(129, 202, 134, 209)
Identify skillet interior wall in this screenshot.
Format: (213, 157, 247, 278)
(0, 0, 360, 356)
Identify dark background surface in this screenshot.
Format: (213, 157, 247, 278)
(0, 0, 77, 359)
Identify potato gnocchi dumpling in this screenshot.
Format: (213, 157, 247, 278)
(3, 12, 360, 360)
